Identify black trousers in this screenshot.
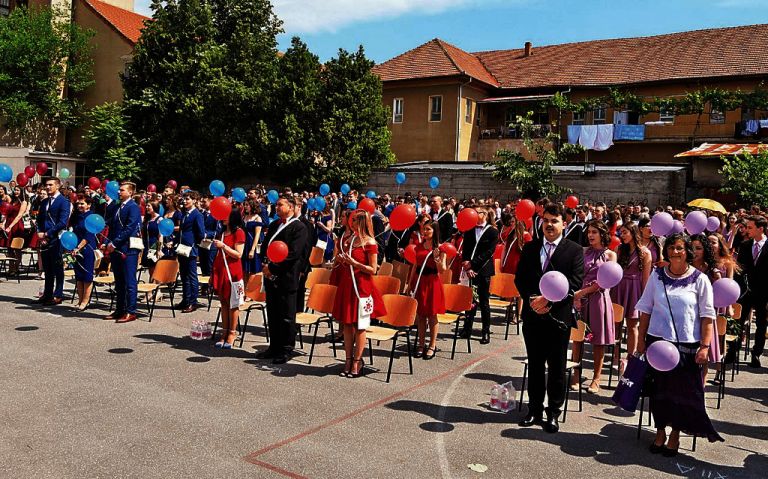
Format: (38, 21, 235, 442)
(739, 294, 768, 358)
(522, 317, 571, 418)
(463, 275, 491, 334)
(265, 280, 298, 353)
(296, 272, 308, 313)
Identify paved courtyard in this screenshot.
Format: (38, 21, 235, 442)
(0, 277, 766, 479)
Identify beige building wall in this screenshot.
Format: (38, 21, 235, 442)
(458, 84, 487, 161)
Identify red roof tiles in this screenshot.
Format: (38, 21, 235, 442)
(83, 0, 149, 45)
(374, 24, 768, 89)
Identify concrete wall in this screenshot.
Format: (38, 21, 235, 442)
(367, 164, 687, 207)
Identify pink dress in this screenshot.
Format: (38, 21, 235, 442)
(611, 249, 643, 319)
(581, 248, 615, 345)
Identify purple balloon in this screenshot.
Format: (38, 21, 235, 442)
(712, 278, 740, 308)
(685, 211, 708, 235)
(596, 261, 623, 289)
(646, 341, 680, 372)
(650, 212, 674, 236)
(539, 271, 569, 302)
(669, 220, 684, 234)
(706, 216, 720, 232)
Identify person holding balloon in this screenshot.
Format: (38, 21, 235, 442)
(161, 194, 182, 258)
(499, 212, 528, 275)
(142, 201, 164, 276)
(242, 199, 264, 278)
(635, 232, 723, 454)
(637, 217, 664, 267)
(104, 182, 142, 323)
(210, 207, 245, 349)
(315, 201, 335, 262)
(735, 215, 767, 369)
(35, 177, 71, 306)
(1, 186, 29, 274)
(71, 195, 98, 310)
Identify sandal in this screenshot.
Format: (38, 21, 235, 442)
(340, 357, 352, 377)
(423, 346, 438, 360)
(586, 381, 601, 394)
(413, 346, 424, 358)
(349, 358, 365, 378)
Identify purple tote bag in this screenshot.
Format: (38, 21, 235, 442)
(612, 354, 648, 412)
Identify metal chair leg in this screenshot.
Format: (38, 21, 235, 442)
(386, 335, 398, 383)
(518, 363, 528, 411)
(405, 330, 413, 374)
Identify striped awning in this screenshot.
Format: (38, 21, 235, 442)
(674, 142, 768, 157)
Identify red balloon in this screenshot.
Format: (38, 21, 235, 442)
(438, 242, 458, 259)
(87, 177, 101, 190)
(390, 204, 416, 231)
(24, 166, 35, 178)
(456, 208, 479, 232)
(523, 217, 533, 230)
(609, 236, 621, 251)
(147, 183, 157, 193)
(167, 180, 177, 190)
(36, 162, 48, 176)
(403, 244, 417, 264)
(267, 240, 289, 263)
(493, 243, 504, 260)
(565, 195, 579, 209)
(16, 173, 29, 187)
(516, 199, 535, 220)
(101, 179, 109, 190)
(359, 197, 375, 214)
(523, 232, 532, 242)
(209, 196, 232, 220)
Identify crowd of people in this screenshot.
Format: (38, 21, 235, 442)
(2, 176, 766, 453)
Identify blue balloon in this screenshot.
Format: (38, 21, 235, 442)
(60, 231, 78, 251)
(158, 218, 175, 237)
(366, 190, 376, 199)
(0, 163, 12, 182)
(106, 181, 120, 200)
(158, 204, 165, 217)
(347, 201, 357, 210)
(267, 189, 279, 204)
(429, 176, 440, 189)
(319, 183, 330, 196)
(209, 179, 225, 197)
(232, 187, 246, 203)
(307, 198, 316, 211)
(340, 183, 351, 195)
(315, 197, 326, 211)
(84, 214, 105, 235)
(395, 172, 406, 185)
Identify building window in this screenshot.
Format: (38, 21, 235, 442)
(593, 105, 606, 125)
(505, 107, 517, 127)
(465, 98, 472, 123)
(572, 111, 585, 125)
(0, 0, 10, 16)
(392, 98, 403, 123)
(429, 96, 442, 122)
(710, 108, 724, 124)
(659, 108, 675, 123)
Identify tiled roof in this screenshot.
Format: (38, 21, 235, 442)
(372, 39, 499, 87)
(83, 0, 150, 45)
(375, 24, 768, 89)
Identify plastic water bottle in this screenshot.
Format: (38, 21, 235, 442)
(37, 284, 45, 298)
(190, 320, 202, 340)
(499, 387, 511, 412)
(201, 322, 212, 340)
(490, 384, 501, 410)
(501, 381, 517, 412)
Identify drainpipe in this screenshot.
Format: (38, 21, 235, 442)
(456, 78, 472, 161)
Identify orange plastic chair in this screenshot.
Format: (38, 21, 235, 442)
(377, 261, 393, 277)
(309, 246, 325, 267)
(372, 275, 401, 296)
(136, 258, 179, 321)
(489, 272, 521, 338)
(607, 303, 625, 387)
(365, 294, 418, 383)
(295, 284, 338, 363)
(437, 284, 474, 359)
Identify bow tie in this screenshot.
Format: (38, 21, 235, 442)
(475, 226, 485, 230)
(280, 219, 287, 224)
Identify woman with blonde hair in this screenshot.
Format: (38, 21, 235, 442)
(331, 209, 387, 377)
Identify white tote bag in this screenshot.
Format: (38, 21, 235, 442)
(221, 234, 245, 309)
(348, 236, 372, 330)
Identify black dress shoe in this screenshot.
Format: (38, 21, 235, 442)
(749, 356, 761, 368)
(661, 446, 679, 457)
(255, 349, 279, 359)
(272, 355, 289, 365)
(518, 414, 542, 427)
(480, 331, 490, 344)
(543, 415, 560, 433)
(649, 443, 665, 454)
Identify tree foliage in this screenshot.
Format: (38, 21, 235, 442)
(485, 112, 581, 198)
(83, 102, 143, 180)
(0, 6, 94, 149)
(719, 150, 768, 207)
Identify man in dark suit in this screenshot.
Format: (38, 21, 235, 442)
(459, 206, 499, 344)
(737, 215, 767, 368)
(198, 195, 219, 295)
(531, 198, 549, 241)
(514, 203, 584, 433)
(105, 182, 142, 322)
(295, 196, 317, 313)
(430, 195, 454, 244)
(177, 191, 205, 313)
(563, 207, 584, 246)
(259, 196, 308, 364)
(36, 177, 71, 305)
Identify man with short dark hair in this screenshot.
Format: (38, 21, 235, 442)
(178, 191, 205, 313)
(105, 182, 142, 322)
(515, 203, 584, 433)
(36, 177, 70, 306)
(737, 215, 768, 368)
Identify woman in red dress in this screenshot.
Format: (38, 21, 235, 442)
(2, 187, 30, 274)
(408, 219, 447, 360)
(332, 209, 387, 377)
(500, 213, 527, 274)
(210, 208, 245, 349)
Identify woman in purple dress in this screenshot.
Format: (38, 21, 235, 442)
(638, 217, 664, 267)
(571, 220, 616, 393)
(611, 223, 651, 369)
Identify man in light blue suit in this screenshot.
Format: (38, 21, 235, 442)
(36, 177, 71, 306)
(105, 182, 142, 323)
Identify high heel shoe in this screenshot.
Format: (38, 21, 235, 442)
(340, 357, 352, 377)
(349, 358, 365, 378)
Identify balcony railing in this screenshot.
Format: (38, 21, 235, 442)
(479, 124, 551, 139)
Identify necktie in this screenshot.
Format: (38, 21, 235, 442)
(754, 242, 761, 265)
(542, 242, 555, 271)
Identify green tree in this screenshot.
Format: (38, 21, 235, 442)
(83, 102, 143, 180)
(311, 46, 395, 187)
(0, 6, 94, 149)
(485, 112, 581, 198)
(719, 150, 768, 206)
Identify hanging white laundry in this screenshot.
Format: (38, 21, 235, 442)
(579, 125, 598, 150)
(613, 111, 628, 125)
(594, 124, 614, 151)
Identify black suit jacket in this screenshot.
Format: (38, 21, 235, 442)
(433, 209, 455, 244)
(298, 215, 317, 275)
(461, 226, 499, 277)
(564, 221, 584, 246)
(738, 239, 768, 302)
(514, 237, 585, 328)
(260, 219, 308, 292)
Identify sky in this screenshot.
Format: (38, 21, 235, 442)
(133, 0, 768, 63)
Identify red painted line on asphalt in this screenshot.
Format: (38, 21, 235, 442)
(243, 342, 514, 476)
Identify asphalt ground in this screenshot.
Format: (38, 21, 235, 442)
(1, 275, 766, 479)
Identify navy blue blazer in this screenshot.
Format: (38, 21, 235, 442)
(108, 199, 141, 254)
(179, 208, 205, 257)
(36, 193, 71, 241)
(203, 210, 219, 239)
